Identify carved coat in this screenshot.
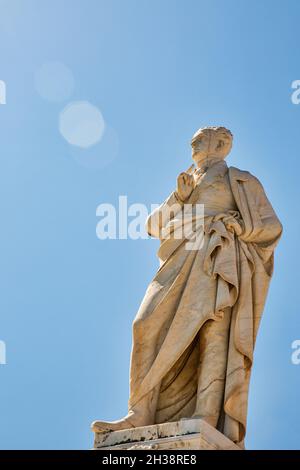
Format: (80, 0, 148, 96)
(128, 160, 282, 446)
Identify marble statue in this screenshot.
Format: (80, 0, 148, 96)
(92, 126, 282, 449)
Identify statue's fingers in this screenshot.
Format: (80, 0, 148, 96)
(185, 164, 195, 175)
(187, 175, 194, 186)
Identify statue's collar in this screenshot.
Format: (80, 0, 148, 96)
(195, 157, 226, 174)
(194, 159, 228, 185)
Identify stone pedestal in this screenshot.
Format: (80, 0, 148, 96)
(93, 418, 240, 450)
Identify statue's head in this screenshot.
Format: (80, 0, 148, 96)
(191, 126, 233, 167)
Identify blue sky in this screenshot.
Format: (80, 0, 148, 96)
(0, 0, 299, 449)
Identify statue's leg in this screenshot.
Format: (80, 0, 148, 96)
(192, 307, 232, 427)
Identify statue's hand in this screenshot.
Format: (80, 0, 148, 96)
(176, 172, 194, 202)
(222, 213, 244, 236)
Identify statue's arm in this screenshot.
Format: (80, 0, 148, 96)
(241, 175, 283, 245)
(146, 191, 184, 239)
(229, 167, 283, 246)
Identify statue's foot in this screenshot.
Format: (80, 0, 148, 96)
(91, 414, 137, 433)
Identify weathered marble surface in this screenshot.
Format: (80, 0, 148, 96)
(93, 419, 240, 450)
(92, 126, 282, 448)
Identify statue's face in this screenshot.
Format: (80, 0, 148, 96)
(191, 129, 232, 166)
(191, 130, 211, 165)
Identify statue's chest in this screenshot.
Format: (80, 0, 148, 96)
(188, 173, 237, 213)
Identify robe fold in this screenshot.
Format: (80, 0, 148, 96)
(127, 161, 282, 446)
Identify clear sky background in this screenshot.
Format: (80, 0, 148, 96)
(0, 0, 299, 450)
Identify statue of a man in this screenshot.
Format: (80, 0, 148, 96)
(92, 126, 282, 448)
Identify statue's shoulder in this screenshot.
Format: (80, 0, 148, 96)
(228, 166, 261, 185)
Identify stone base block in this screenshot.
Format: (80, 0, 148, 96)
(93, 418, 240, 450)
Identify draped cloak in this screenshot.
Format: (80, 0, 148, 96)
(127, 162, 282, 447)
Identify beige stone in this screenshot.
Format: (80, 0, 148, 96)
(94, 418, 240, 450)
(92, 126, 282, 449)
